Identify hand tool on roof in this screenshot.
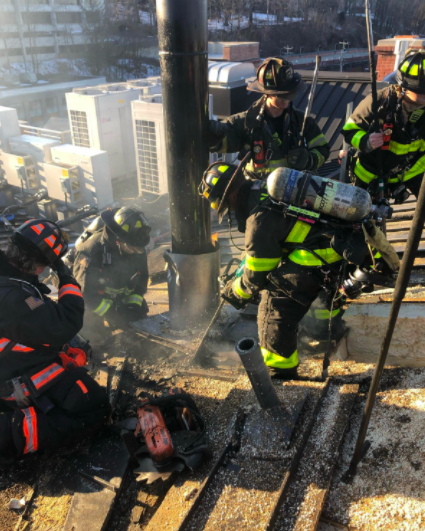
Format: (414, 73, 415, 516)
(365, 0, 387, 233)
(342, 165, 425, 483)
(299, 55, 321, 147)
(132, 388, 211, 484)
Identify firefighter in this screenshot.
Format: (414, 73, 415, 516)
(342, 49, 425, 203)
(199, 163, 372, 377)
(0, 220, 110, 468)
(72, 207, 151, 342)
(208, 57, 330, 181)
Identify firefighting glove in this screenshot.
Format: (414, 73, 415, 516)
(208, 119, 228, 149)
(221, 279, 249, 310)
(54, 258, 79, 288)
(287, 147, 314, 171)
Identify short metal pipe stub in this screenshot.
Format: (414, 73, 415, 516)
(235, 337, 281, 410)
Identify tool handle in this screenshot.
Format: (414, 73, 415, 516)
(299, 55, 321, 147)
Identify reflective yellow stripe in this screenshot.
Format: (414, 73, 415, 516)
(94, 298, 113, 316)
(285, 220, 311, 243)
(387, 154, 425, 183)
(401, 154, 425, 181)
(308, 133, 328, 149)
(261, 348, 298, 369)
(311, 149, 325, 168)
(374, 251, 381, 259)
(288, 248, 343, 266)
(401, 60, 409, 73)
(409, 64, 419, 76)
(245, 255, 281, 272)
(309, 308, 340, 320)
(354, 160, 378, 183)
(388, 138, 425, 155)
(351, 130, 367, 149)
(233, 277, 252, 299)
(125, 294, 144, 306)
(343, 118, 363, 131)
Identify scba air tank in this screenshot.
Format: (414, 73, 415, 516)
(267, 168, 372, 222)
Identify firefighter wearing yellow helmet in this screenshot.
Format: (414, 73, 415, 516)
(342, 49, 425, 204)
(72, 206, 151, 340)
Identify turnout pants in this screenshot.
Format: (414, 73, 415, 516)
(0, 368, 110, 460)
(258, 265, 343, 370)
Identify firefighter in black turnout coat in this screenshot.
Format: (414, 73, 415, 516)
(0, 220, 109, 467)
(72, 207, 151, 339)
(342, 50, 425, 203)
(199, 163, 382, 377)
(208, 57, 330, 181)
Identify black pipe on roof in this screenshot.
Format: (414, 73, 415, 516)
(156, 0, 212, 255)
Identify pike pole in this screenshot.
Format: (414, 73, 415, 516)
(365, 0, 386, 233)
(343, 171, 425, 481)
(299, 55, 321, 146)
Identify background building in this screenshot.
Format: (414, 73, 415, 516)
(0, 0, 104, 68)
(0, 74, 106, 127)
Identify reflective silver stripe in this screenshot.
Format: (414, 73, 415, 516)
(0, 339, 9, 351)
(125, 294, 144, 306)
(94, 299, 112, 316)
(23, 407, 37, 454)
(59, 286, 81, 297)
(32, 363, 64, 389)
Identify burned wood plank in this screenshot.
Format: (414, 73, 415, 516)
(272, 383, 358, 531)
(145, 379, 328, 531)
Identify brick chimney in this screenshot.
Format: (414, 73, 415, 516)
(375, 36, 425, 81)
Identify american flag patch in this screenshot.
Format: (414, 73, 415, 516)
(25, 297, 44, 310)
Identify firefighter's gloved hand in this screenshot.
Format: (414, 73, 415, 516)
(221, 280, 249, 310)
(208, 120, 228, 148)
(54, 258, 79, 287)
(287, 147, 313, 171)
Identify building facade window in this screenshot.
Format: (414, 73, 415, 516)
(56, 12, 82, 23)
(46, 97, 58, 114)
(29, 100, 42, 118)
(21, 12, 52, 24)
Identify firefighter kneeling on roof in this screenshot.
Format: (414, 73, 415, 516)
(72, 207, 151, 342)
(0, 220, 110, 468)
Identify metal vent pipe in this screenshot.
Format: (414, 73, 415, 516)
(156, 0, 212, 255)
(156, 0, 220, 331)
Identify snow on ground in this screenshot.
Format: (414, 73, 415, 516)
(208, 12, 302, 30)
(0, 58, 160, 81)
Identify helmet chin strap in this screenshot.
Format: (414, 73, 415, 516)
(227, 209, 244, 252)
(396, 89, 406, 113)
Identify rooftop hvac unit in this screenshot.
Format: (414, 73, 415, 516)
(50, 144, 113, 209)
(8, 134, 62, 190)
(66, 86, 141, 184)
(208, 61, 258, 118)
(127, 79, 162, 96)
(0, 152, 38, 192)
(132, 94, 228, 196)
(0, 106, 20, 152)
(43, 162, 84, 207)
